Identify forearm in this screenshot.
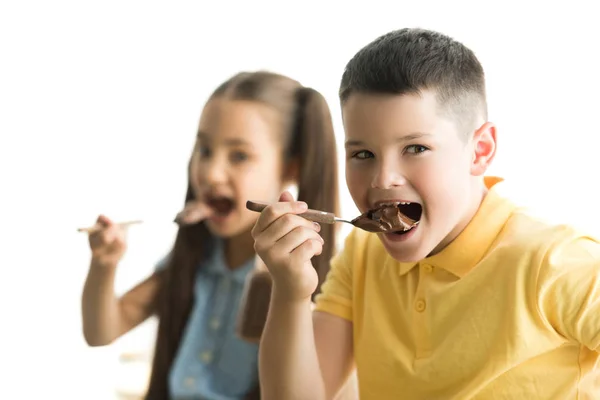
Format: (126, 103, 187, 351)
(81, 261, 122, 346)
(259, 286, 326, 400)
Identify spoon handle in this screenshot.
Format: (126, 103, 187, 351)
(246, 201, 336, 224)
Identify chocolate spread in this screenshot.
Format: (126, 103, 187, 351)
(350, 204, 417, 233)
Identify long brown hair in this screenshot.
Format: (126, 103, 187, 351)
(145, 71, 339, 399)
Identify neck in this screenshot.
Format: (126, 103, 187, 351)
(224, 229, 256, 270)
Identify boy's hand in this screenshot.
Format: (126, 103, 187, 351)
(88, 215, 127, 269)
(251, 191, 324, 302)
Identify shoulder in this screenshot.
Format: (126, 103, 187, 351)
(505, 207, 595, 247)
(498, 207, 600, 270)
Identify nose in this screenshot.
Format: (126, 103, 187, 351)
(203, 155, 228, 186)
(371, 157, 407, 189)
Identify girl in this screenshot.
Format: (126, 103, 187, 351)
(81, 71, 340, 400)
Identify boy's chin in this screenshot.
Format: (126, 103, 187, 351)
(378, 231, 433, 263)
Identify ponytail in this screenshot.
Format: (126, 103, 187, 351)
(145, 182, 207, 399)
(293, 87, 340, 298)
(234, 85, 340, 352)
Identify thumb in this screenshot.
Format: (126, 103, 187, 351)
(279, 191, 295, 202)
(97, 214, 114, 227)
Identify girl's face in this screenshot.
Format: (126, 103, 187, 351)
(190, 98, 288, 238)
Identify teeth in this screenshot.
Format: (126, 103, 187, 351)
(401, 221, 420, 232)
(378, 201, 411, 207)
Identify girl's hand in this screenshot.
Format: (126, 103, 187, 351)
(88, 215, 127, 269)
(174, 200, 213, 225)
(251, 191, 324, 302)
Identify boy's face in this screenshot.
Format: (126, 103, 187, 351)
(342, 90, 495, 261)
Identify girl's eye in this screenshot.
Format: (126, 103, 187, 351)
(198, 146, 211, 158)
(405, 145, 428, 155)
(352, 150, 374, 160)
(230, 151, 248, 163)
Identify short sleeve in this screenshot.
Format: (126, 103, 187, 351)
(314, 229, 358, 321)
(537, 234, 600, 351)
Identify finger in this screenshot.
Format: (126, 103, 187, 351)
(89, 224, 119, 248)
(290, 239, 324, 265)
(97, 214, 113, 227)
(107, 229, 127, 252)
(251, 201, 308, 237)
(274, 225, 324, 256)
(175, 201, 214, 225)
(253, 213, 319, 253)
(80, 214, 113, 234)
(175, 207, 208, 225)
(88, 223, 107, 246)
(257, 226, 323, 269)
(279, 191, 295, 202)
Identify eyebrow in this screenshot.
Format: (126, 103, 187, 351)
(344, 132, 433, 148)
(197, 132, 253, 147)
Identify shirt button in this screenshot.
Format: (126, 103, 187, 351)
(199, 350, 213, 364)
(415, 299, 426, 312)
(423, 264, 433, 273)
(209, 318, 220, 330)
(184, 377, 195, 388)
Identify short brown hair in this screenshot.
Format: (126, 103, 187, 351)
(340, 28, 487, 134)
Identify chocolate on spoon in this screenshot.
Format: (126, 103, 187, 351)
(351, 205, 418, 233)
(246, 201, 418, 233)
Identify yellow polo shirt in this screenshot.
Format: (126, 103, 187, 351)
(315, 177, 600, 399)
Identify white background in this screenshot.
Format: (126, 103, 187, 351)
(1, 0, 599, 398)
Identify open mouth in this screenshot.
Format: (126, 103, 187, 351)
(397, 202, 422, 223)
(207, 196, 236, 217)
(372, 201, 422, 235)
(392, 202, 422, 235)
(352, 201, 423, 234)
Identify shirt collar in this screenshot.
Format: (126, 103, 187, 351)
(202, 238, 255, 283)
(396, 176, 516, 278)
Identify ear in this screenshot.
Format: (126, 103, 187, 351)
(282, 158, 300, 187)
(470, 122, 497, 176)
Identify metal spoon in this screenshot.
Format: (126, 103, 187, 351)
(246, 201, 416, 233)
(246, 200, 354, 225)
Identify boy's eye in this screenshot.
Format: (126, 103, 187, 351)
(230, 151, 248, 163)
(405, 145, 428, 155)
(352, 150, 374, 160)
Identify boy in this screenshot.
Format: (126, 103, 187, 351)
(250, 28, 600, 399)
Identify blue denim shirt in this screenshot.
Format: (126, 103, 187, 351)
(157, 239, 259, 399)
